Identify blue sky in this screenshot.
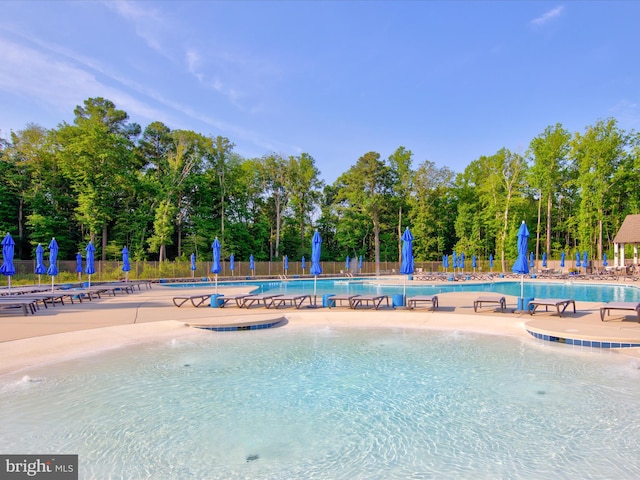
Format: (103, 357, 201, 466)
(1, 1, 638, 183)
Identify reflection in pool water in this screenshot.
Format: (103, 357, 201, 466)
(2, 328, 640, 479)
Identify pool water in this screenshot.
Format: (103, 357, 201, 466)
(2, 328, 640, 479)
(166, 279, 640, 303)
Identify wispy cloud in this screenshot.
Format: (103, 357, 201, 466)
(102, 0, 168, 55)
(530, 6, 565, 26)
(104, 1, 258, 110)
(0, 34, 296, 155)
(0, 37, 173, 126)
(608, 99, 640, 130)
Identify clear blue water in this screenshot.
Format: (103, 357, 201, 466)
(2, 328, 640, 479)
(164, 279, 640, 303)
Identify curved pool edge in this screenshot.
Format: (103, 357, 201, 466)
(525, 316, 640, 349)
(187, 314, 287, 332)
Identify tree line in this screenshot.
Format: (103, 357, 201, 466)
(1, 97, 639, 275)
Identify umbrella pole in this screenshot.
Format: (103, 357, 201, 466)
(314, 275, 317, 306)
(215, 274, 218, 294)
(403, 275, 406, 298)
(51, 276, 55, 292)
(88, 274, 91, 288)
(8, 276, 11, 294)
(38, 274, 41, 286)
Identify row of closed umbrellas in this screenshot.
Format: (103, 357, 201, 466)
(206, 234, 324, 293)
(2, 226, 607, 294)
(0, 234, 132, 292)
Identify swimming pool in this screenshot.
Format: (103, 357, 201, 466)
(164, 279, 640, 303)
(1, 328, 639, 479)
(0, 329, 640, 479)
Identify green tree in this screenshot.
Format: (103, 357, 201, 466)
(388, 146, 413, 263)
(334, 152, 394, 275)
(528, 123, 571, 263)
(54, 97, 140, 259)
(462, 149, 528, 271)
(570, 118, 630, 261)
(408, 160, 455, 260)
(208, 136, 235, 242)
(287, 153, 323, 256)
(147, 130, 205, 260)
(259, 154, 289, 259)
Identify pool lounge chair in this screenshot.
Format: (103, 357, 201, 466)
(0, 298, 38, 315)
(327, 294, 360, 308)
(599, 302, 640, 323)
(528, 298, 576, 317)
(266, 294, 312, 309)
(349, 294, 390, 310)
(473, 296, 506, 313)
(239, 294, 283, 309)
(12, 292, 73, 308)
(173, 293, 215, 307)
(217, 294, 251, 307)
(173, 293, 251, 308)
(407, 295, 439, 310)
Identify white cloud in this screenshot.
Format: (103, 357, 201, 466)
(530, 6, 565, 26)
(608, 99, 640, 130)
(0, 37, 172, 126)
(104, 1, 256, 110)
(102, 0, 167, 54)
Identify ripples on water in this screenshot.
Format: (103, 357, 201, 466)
(2, 328, 640, 479)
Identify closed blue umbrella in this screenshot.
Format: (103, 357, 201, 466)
(452, 252, 457, 273)
(512, 221, 530, 307)
(358, 255, 363, 273)
(301, 256, 306, 274)
(583, 251, 588, 274)
(400, 227, 414, 298)
(529, 252, 534, 269)
(460, 252, 465, 273)
(542, 253, 547, 268)
(560, 251, 565, 269)
(443, 254, 449, 272)
(575, 252, 581, 272)
(310, 230, 322, 303)
(191, 253, 196, 278)
(345, 255, 350, 271)
(283, 255, 288, 275)
(249, 254, 255, 276)
(603, 253, 608, 267)
(1, 233, 16, 292)
(35, 243, 46, 285)
(86, 242, 96, 287)
(472, 255, 477, 271)
(47, 238, 59, 291)
(75, 253, 83, 281)
(489, 253, 494, 272)
(211, 238, 221, 293)
(230, 254, 235, 277)
(121, 246, 131, 281)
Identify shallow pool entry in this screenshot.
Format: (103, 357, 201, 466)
(2, 328, 640, 479)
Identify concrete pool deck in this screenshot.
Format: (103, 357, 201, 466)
(2, 279, 640, 376)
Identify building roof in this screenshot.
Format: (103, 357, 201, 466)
(613, 214, 640, 243)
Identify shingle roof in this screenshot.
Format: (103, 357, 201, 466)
(613, 214, 640, 243)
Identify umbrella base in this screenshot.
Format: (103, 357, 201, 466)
(516, 297, 535, 312)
